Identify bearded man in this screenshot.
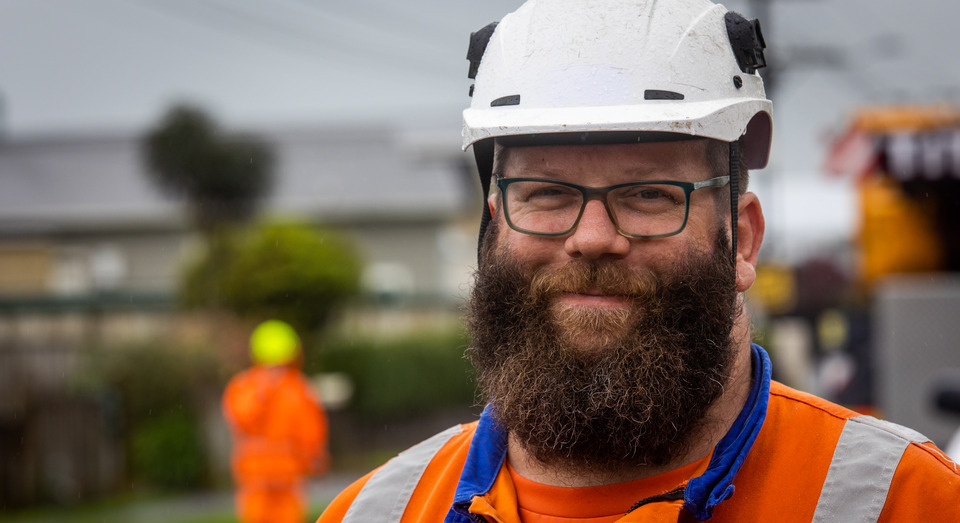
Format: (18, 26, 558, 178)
(319, 0, 959, 521)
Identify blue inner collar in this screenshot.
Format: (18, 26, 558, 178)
(684, 344, 771, 520)
(446, 344, 772, 522)
(446, 403, 506, 522)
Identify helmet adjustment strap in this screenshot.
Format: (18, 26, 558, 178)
(729, 141, 740, 269)
(475, 140, 495, 263)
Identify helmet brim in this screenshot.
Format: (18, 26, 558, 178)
(463, 99, 772, 170)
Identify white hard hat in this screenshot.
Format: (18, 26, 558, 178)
(462, 0, 772, 170)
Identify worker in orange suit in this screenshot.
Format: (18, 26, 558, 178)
(223, 319, 329, 523)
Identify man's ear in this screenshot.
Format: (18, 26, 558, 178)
(735, 192, 764, 292)
(487, 193, 499, 218)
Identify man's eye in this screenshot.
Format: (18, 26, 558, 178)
(637, 189, 668, 200)
(623, 186, 673, 201)
(617, 185, 682, 211)
(527, 186, 572, 199)
(516, 183, 578, 203)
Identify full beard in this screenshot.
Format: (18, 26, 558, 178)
(467, 227, 739, 474)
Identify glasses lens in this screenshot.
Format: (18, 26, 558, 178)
(503, 180, 583, 235)
(608, 183, 688, 237)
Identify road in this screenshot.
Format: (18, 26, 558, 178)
(0, 472, 360, 523)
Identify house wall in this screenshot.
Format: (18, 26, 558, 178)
(0, 229, 192, 297)
(344, 218, 477, 305)
(0, 219, 476, 304)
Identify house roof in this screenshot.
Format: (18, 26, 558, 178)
(0, 124, 475, 235)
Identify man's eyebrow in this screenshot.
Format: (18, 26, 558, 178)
(623, 166, 662, 178)
(508, 165, 568, 178)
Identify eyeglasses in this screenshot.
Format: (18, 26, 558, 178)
(495, 175, 730, 239)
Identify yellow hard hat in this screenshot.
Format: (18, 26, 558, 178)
(250, 320, 301, 366)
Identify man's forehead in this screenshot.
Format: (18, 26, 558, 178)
(500, 140, 710, 177)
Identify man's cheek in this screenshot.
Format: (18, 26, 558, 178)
(503, 235, 556, 270)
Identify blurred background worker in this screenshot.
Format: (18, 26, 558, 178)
(223, 320, 329, 523)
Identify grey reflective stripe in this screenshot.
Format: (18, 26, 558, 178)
(812, 415, 930, 523)
(342, 424, 463, 523)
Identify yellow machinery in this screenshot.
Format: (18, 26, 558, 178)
(828, 105, 960, 286)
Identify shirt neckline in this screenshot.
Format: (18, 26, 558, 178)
(507, 454, 711, 519)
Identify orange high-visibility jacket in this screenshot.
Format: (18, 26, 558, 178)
(223, 365, 329, 483)
(319, 346, 959, 522)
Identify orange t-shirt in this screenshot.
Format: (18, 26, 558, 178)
(507, 455, 710, 523)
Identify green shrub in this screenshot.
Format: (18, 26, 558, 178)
(186, 220, 362, 335)
(77, 342, 225, 491)
(130, 409, 207, 489)
(178, 228, 240, 312)
(82, 344, 223, 423)
(313, 329, 475, 420)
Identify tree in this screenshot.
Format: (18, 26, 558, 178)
(143, 104, 274, 232)
(182, 220, 362, 336)
(145, 106, 361, 337)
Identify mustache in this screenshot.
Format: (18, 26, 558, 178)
(528, 259, 660, 300)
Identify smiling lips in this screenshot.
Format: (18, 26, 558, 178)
(557, 289, 635, 309)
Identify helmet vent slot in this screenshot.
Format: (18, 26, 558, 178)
(644, 90, 684, 101)
(491, 95, 521, 107)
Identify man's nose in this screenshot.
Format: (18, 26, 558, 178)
(564, 199, 631, 259)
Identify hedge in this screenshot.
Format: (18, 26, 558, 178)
(311, 329, 476, 420)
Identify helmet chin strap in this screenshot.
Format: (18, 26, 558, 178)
(477, 200, 492, 265)
(475, 140, 495, 265)
(729, 141, 740, 269)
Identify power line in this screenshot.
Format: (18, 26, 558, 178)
(130, 0, 452, 79)
(208, 0, 461, 78)
(283, 0, 465, 43)
(200, 0, 448, 65)
(130, 0, 351, 69)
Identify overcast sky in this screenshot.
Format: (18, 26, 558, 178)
(0, 0, 522, 135)
(1, 0, 957, 262)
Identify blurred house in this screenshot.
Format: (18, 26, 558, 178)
(0, 124, 479, 306)
(0, 123, 480, 505)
